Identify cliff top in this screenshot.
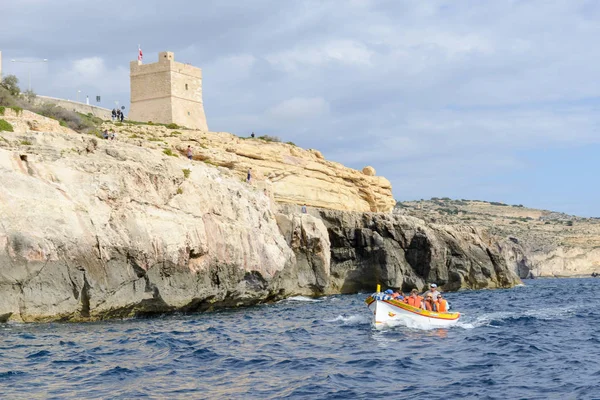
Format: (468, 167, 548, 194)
(0, 106, 395, 213)
(396, 198, 600, 252)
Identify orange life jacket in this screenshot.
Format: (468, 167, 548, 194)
(436, 299, 448, 312)
(424, 300, 434, 311)
(408, 295, 423, 308)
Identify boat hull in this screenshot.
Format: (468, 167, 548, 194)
(366, 296, 460, 329)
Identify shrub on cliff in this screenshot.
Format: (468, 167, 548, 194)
(258, 135, 281, 143)
(1, 75, 20, 97)
(0, 119, 14, 132)
(163, 148, 177, 157)
(0, 86, 21, 108)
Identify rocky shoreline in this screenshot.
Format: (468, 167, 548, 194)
(0, 111, 520, 322)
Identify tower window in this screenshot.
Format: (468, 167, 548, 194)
(185, 84, 188, 90)
(188, 112, 191, 116)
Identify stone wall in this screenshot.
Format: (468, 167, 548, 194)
(33, 95, 113, 120)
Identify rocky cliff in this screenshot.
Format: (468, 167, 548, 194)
(99, 121, 396, 213)
(398, 199, 600, 278)
(0, 111, 520, 322)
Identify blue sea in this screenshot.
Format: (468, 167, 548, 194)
(0, 278, 598, 399)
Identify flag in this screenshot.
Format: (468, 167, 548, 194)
(138, 45, 143, 62)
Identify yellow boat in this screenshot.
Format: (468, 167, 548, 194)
(365, 294, 460, 329)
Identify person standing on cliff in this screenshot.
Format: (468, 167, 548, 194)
(187, 145, 193, 160)
(246, 168, 252, 184)
(120, 111, 124, 122)
(301, 204, 307, 214)
(111, 109, 116, 121)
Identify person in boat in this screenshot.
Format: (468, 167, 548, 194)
(391, 290, 404, 301)
(423, 283, 441, 300)
(406, 289, 423, 309)
(435, 294, 449, 312)
(423, 294, 436, 311)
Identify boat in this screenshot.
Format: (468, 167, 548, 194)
(365, 290, 460, 329)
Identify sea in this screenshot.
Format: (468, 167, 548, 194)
(0, 278, 598, 399)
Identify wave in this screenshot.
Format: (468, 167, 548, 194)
(458, 305, 579, 329)
(325, 314, 370, 325)
(283, 296, 324, 303)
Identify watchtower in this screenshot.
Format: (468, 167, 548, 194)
(129, 51, 208, 130)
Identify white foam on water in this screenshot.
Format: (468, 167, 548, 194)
(458, 305, 579, 329)
(326, 314, 370, 325)
(284, 296, 323, 303)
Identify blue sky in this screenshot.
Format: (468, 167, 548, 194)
(2, 0, 600, 216)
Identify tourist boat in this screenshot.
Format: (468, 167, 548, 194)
(365, 289, 460, 329)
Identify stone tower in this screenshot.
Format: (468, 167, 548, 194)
(129, 51, 208, 130)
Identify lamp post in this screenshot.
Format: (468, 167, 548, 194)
(10, 58, 48, 92)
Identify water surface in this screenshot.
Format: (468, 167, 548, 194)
(0, 279, 597, 399)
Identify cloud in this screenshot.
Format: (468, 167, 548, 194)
(267, 97, 330, 122)
(266, 40, 374, 72)
(51, 57, 128, 102)
(4, 0, 600, 214)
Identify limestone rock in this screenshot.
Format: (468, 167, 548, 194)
(0, 111, 520, 322)
(362, 166, 376, 176)
(275, 213, 330, 293)
(278, 205, 521, 293)
(101, 123, 396, 212)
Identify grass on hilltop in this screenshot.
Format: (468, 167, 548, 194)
(0, 119, 14, 132)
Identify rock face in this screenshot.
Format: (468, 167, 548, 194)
(305, 208, 520, 293)
(0, 113, 520, 322)
(398, 199, 600, 278)
(101, 122, 396, 212)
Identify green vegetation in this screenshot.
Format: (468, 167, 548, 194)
(0, 119, 14, 132)
(286, 141, 297, 146)
(148, 137, 162, 142)
(182, 168, 191, 178)
(258, 135, 281, 143)
(170, 131, 182, 135)
(163, 148, 177, 157)
(176, 187, 183, 195)
(438, 208, 459, 215)
(1, 75, 20, 96)
(0, 106, 23, 116)
(20, 140, 32, 146)
(166, 123, 179, 129)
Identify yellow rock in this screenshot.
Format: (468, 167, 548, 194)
(103, 124, 397, 212)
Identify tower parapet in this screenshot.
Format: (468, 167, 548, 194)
(129, 51, 208, 130)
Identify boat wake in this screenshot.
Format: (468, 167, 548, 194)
(457, 305, 579, 329)
(326, 314, 370, 326)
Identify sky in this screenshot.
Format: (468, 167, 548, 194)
(2, 0, 600, 216)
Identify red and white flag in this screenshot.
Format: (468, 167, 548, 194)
(138, 45, 143, 62)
